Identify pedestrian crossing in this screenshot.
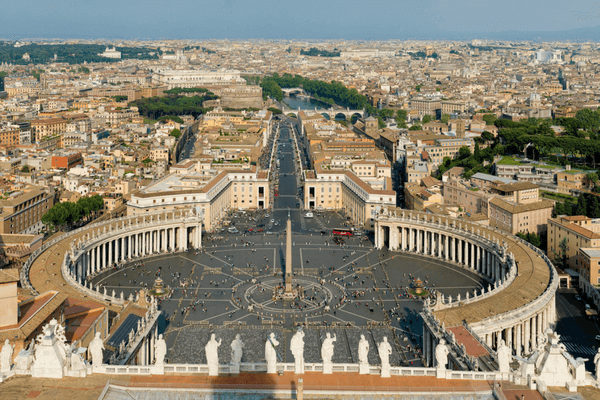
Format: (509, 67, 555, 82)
(559, 340, 598, 356)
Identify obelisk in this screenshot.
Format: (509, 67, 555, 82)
(285, 210, 293, 293)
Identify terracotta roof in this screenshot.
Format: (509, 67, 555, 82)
(488, 197, 553, 214)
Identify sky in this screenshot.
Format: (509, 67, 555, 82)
(2, 0, 600, 40)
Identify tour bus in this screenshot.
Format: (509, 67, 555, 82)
(332, 228, 354, 236)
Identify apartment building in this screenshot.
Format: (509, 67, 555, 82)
(548, 216, 600, 270)
(0, 124, 20, 146)
(31, 117, 67, 142)
(0, 185, 54, 234)
(410, 98, 441, 118)
(52, 152, 83, 170)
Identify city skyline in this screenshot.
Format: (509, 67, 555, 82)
(3, 0, 600, 41)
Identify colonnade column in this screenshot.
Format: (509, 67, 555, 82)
(516, 323, 522, 357)
(102, 243, 106, 269)
(142, 232, 146, 256)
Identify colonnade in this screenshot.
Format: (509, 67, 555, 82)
(374, 210, 558, 358)
(68, 218, 202, 286)
(376, 223, 504, 283)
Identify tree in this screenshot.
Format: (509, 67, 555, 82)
(474, 142, 481, 162)
(441, 114, 450, 124)
(20, 165, 29, 173)
(396, 109, 408, 121)
(377, 116, 386, 129)
(409, 124, 421, 131)
(482, 114, 496, 125)
(170, 128, 182, 139)
(576, 194, 588, 216)
(554, 238, 569, 269)
(554, 201, 565, 217)
(563, 199, 572, 216)
(422, 115, 432, 124)
(588, 194, 600, 219)
(267, 107, 282, 115)
(459, 146, 471, 159)
(586, 172, 599, 189)
(481, 131, 494, 142)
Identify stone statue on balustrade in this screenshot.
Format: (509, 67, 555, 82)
(321, 333, 336, 374)
(155, 334, 167, 366)
(497, 339, 511, 374)
(358, 334, 370, 374)
(88, 332, 105, 367)
(378, 337, 392, 378)
(230, 334, 244, 368)
(265, 333, 279, 374)
(0, 339, 14, 373)
(14, 339, 35, 372)
(205, 333, 221, 376)
(594, 349, 600, 381)
(435, 339, 449, 375)
(290, 329, 305, 374)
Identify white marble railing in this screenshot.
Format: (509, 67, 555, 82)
(94, 361, 502, 381)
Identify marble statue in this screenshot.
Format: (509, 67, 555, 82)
(155, 334, 167, 365)
(435, 339, 449, 370)
(205, 334, 221, 376)
(14, 339, 35, 371)
(290, 329, 305, 374)
(265, 333, 279, 374)
(358, 334, 370, 374)
(378, 337, 392, 378)
(497, 339, 511, 374)
(88, 332, 105, 366)
(0, 339, 14, 373)
(230, 334, 244, 365)
(594, 349, 600, 380)
(321, 333, 336, 374)
(321, 333, 336, 364)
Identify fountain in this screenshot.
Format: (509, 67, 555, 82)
(150, 277, 169, 297)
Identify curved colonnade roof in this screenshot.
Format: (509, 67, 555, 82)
(25, 212, 190, 313)
(377, 208, 553, 328)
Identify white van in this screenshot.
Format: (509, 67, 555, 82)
(305, 212, 313, 218)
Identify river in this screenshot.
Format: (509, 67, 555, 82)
(282, 95, 352, 121)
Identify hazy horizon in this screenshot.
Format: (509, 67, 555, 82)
(2, 0, 600, 41)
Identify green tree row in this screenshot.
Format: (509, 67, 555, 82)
(300, 47, 340, 57)
(436, 132, 499, 179)
(41, 195, 104, 230)
(130, 92, 217, 119)
(0, 42, 158, 65)
(260, 73, 370, 110)
(496, 112, 600, 167)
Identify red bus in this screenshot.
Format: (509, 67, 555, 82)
(332, 228, 353, 236)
